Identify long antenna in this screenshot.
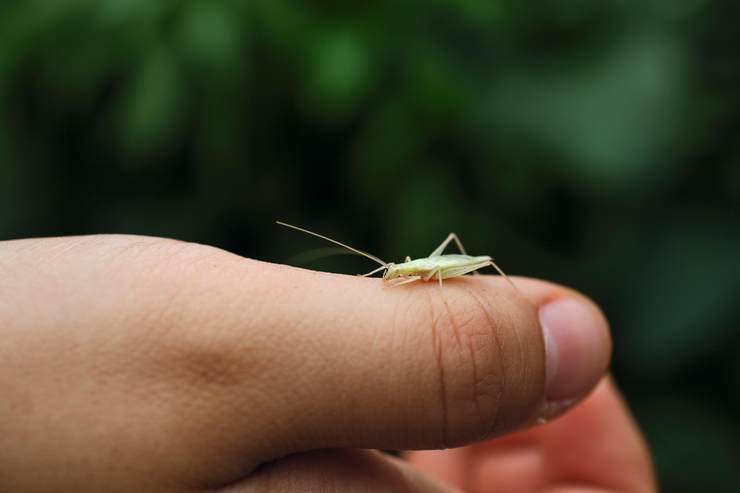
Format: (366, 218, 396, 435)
(276, 221, 387, 267)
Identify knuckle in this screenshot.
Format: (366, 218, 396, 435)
(151, 322, 262, 393)
(87, 235, 235, 274)
(117, 236, 232, 273)
(108, 239, 267, 393)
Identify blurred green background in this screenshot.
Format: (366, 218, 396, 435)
(1, 1, 739, 490)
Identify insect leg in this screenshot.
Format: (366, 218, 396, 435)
(423, 267, 440, 282)
(420, 267, 444, 287)
(486, 260, 519, 292)
(385, 276, 422, 288)
(429, 233, 468, 257)
(439, 260, 518, 292)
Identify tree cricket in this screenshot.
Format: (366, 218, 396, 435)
(277, 221, 517, 290)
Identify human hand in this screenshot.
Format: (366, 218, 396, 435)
(0, 235, 653, 492)
(407, 377, 655, 492)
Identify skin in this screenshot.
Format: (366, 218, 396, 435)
(0, 235, 656, 492)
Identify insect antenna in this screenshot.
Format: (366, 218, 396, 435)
(360, 264, 388, 277)
(276, 221, 388, 267)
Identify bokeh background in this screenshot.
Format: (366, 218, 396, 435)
(1, 1, 739, 490)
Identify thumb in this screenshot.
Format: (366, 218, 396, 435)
(174, 255, 611, 463)
(0, 236, 611, 491)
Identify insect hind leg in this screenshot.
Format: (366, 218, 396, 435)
(487, 260, 519, 292)
(429, 233, 468, 257)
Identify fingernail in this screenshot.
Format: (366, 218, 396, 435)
(539, 298, 610, 405)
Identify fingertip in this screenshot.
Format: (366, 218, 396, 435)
(504, 278, 612, 421)
(539, 297, 612, 404)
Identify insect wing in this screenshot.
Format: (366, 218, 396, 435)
(440, 260, 492, 279)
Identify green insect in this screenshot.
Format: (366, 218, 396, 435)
(277, 221, 517, 290)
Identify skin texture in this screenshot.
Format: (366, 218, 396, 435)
(0, 235, 655, 492)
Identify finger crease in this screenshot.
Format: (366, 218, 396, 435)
(466, 286, 505, 436)
(425, 288, 449, 447)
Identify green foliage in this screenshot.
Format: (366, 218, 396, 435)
(1, 0, 739, 489)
